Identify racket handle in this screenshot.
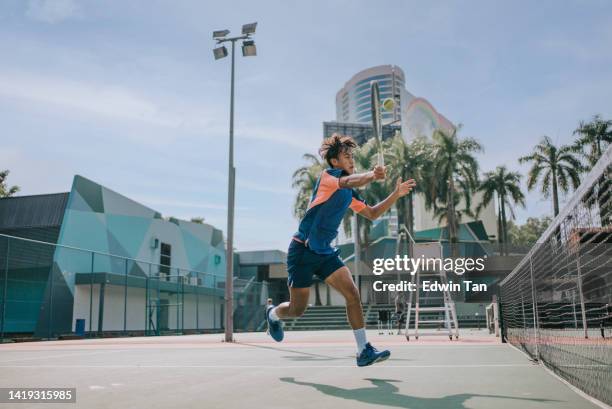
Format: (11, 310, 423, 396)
(378, 152, 384, 167)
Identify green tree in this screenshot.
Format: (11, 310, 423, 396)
(0, 170, 19, 198)
(190, 217, 205, 224)
(573, 115, 612, 225)
(292, 153, 324, 220)
(507, 216, 552, 246)
(384, 133, 433, 236)
(519, 136, 582, 217)
(427, 127, 482, 257)
(351, 138, 390, 248)
(476, 166, 525, 255)
(573, 115, 612, 169)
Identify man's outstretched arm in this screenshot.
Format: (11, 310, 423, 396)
(358, 178, 416, 221)
(339, 165, 385, 189)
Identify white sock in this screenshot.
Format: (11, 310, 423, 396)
(269, 306, 280, 322)
(353, 328, 367, 353)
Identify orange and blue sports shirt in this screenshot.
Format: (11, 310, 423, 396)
(293, 168, 367, 254)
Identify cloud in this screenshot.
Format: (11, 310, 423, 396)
(0, 70, 233, 148)
(0, 71, 184, 127)
(236, 178, 293, 195)
(236, 126, 320, 151)
(0, 69, 318, 151)
(26, 0, 80, 24)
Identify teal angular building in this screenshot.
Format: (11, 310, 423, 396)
(0, 175, 226, 338)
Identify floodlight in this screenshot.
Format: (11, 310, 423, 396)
(242, 22, 257, 35)
(213, 29, 230, 39)
(241, 40, 256, 57)
(213, 46, 228, 60)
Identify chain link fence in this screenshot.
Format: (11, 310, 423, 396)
(0, 234, 267, 341)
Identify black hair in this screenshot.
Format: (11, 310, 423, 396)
(319, 133, 357, 167)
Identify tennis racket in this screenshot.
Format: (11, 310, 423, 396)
(370, 81, 384, 167)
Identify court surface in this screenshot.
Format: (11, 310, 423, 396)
(0, 329, 604, 409)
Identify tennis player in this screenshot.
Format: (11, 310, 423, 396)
(266, 134, 416, 366)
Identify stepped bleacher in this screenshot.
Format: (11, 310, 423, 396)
(276, 304, 487, 331)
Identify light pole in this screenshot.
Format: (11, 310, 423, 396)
(213, 22, 257, 343)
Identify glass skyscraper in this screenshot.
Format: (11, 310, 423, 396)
(335, 65, 410, 125)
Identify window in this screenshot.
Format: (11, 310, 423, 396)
(354, 74, 390, 88)
(160, 242, 171, 281)
(257, 265, 270, 282)
(354, 79, 391, 94)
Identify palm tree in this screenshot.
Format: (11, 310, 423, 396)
(427, 127, 482, 257)
(519, 136, 582, 217)
(351, 138, 390, 247)
(0, 170, 19, 198)
(433, 194, 474, 240)
(385, 133, 433, 237)
(573, 115, 612, 169)
(477, 166, 525, 255)
(573, 115, 612, 225)
(292, 153, 324, 219)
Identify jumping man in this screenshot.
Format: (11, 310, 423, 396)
(266, 134, 416, 366)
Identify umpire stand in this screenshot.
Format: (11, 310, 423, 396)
(403, 241, 460, 341)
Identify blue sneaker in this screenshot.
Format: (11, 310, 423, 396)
(356, 343, 390, 367)
(266, 305, 284, 342)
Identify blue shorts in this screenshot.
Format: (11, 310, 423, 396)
(286, 239, 345, 288)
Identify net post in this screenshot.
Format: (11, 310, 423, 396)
(496, 289, 506, 343)
(528, 255, 539, 361)
(575, 256, 588, 339)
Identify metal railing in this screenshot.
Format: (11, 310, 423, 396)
(0, 233, 268, 342)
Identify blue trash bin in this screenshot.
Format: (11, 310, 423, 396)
(75, 319, 85, 336)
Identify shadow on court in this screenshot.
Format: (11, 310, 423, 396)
(239, 342, 346, 361)
(239, 342, 413, 362)
(280, 377, 559, 409)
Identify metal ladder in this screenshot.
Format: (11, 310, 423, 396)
(402, 240, 460, 341)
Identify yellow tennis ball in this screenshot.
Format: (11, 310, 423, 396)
(382, 98, 395, 111)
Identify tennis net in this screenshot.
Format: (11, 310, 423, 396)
(499, 144, 611, 405)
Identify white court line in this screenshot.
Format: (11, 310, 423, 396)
(0, 364, 534, 369)
(236, 345, 506, 350)
(504, 341, 611, 409)
(0, 350, 127, 364)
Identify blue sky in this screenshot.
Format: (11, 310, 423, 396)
(1, 0, 611, 251)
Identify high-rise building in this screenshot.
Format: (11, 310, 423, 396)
(335, 65, 456, 141)
(335, 65, 406, 125)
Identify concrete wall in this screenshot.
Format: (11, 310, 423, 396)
(72, 284, 221, 332)
(307, 283, 345, 306)
(413, 192, 497, 239)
